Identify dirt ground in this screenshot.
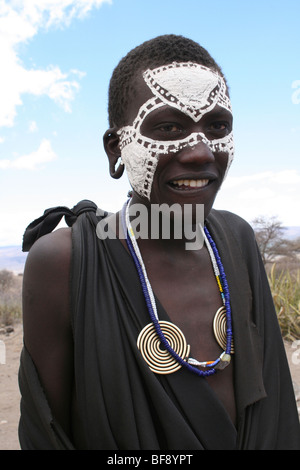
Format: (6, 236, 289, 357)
(0, 323, 299, 451)
(0, 323, 23, 450)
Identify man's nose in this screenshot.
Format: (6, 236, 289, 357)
(177, 139, 215, 165)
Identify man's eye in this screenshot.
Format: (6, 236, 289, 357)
(152, 123, 185, 140)
(157, 124, 182, 133)
(209, 121, 229, 132)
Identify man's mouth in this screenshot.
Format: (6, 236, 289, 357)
(169, 178, 210, 190)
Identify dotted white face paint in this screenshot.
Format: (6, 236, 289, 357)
(118, 62, 234, 200)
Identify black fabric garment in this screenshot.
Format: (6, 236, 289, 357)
(19, 201, 300, 450)
(18, 347, 75, 450)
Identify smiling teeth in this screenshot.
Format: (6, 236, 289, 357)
(172, 179, 209, 188)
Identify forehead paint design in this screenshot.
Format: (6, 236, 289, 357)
(144, 62, 232, 121)
(118, 62, 234, 200)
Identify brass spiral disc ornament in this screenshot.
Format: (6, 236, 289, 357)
(137, 321, 191, 374)
(213, 307, 234, 354)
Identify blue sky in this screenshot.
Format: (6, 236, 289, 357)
(0, 0, 299, 246)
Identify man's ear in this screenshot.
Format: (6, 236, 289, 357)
(103, 128, 125, 179)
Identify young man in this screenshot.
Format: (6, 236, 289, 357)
(19, 35, 300, 450)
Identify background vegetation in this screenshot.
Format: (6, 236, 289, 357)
(252, 216, 300, 341)
(0, 270, 22, 328)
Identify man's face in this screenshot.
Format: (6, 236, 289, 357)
(118, 62, 234, 214)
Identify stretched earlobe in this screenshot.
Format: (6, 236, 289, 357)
(103, 128, 125, 179)
(110, 155, 125, 179)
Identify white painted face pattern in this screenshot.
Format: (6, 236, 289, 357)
(118, 62, 234, 200)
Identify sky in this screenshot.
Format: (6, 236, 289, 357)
(0, 0, 299, 246)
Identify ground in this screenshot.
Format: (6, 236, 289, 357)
(0, 323, 299, 450)
(0, 323, 23, 450)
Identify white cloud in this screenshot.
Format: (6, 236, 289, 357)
(225, 169, 300, 188)
(0, 0, 111, 127)
(215, 169, 300, 226)
(0, 139, 57, 169)
(224, 170, 300, 189)
(28, 120, 38, 132)
(18, 0, 112, 29)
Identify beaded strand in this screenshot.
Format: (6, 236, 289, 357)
(203, 227, 233, 356)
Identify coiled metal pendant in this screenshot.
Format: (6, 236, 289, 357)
(137, 321, 190, 374)
(213, 306, 234, 354)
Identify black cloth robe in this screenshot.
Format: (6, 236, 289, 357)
(18, 200, 300, 450)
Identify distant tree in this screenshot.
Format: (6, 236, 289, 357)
(0, 270, 14, 293)
(251, 216, 286, 265)
(284, 237, 300, 259)
(0, 270, 22, 325)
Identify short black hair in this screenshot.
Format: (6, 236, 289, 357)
(108, 34, 227, 128)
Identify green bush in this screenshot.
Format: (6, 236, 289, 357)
(0, 270, 22, 326)
(268, 264, 300, 341)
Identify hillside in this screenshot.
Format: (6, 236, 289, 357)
(284, 226, 300, 240)
(0, 247, 27, 274)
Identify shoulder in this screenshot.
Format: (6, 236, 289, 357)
(25, 226, 72, 268)
(23, 227, 72, 337)
(208, 209, 259, 266)
(23, 227, 72, 291)
(22, 228, 74, 434)
(209, 209, 255, 241)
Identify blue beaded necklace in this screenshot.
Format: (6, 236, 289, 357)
(122, 200, 233, 377)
